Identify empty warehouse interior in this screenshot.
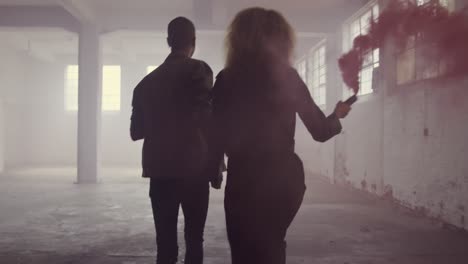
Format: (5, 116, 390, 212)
(1, 0, 468, 263)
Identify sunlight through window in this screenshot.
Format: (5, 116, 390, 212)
(147, 65, 159, 74)
(65, 65, 121, 112)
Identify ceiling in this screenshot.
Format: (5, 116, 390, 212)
(0, 0, 363, 12)
(0, 0, 368, 66)
(0, 0, 55, 5)
(0, 27, 228, 70)
(0, 0, 369, 32)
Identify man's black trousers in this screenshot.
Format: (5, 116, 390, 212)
(150, 178, 210, 264)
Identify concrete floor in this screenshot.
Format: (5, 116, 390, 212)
(1, 168, 467, 264)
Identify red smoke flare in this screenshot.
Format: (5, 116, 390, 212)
(339, 0, 468, 94)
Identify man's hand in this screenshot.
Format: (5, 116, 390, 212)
(334, 101, 351, 119)
(209, 161, 225, 190)
(210, 177, 223, 189)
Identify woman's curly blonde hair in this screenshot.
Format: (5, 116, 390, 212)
(225, 7, 296, 68)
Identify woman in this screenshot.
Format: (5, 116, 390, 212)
(209, 7, 351, 264)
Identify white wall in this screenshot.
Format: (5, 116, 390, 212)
(21, 59, 77, 167)
(301, 0, 468, 230)
(296, 120, 336, 181)
(3, 56, 144, 168)
(0, 46, 28, 171)
(383, 78, 468, 229)
(328, 47, 468, 230)
(294, 36, 341, 183)
(1, 34, 226, 170)
(334, 93, 385, 193)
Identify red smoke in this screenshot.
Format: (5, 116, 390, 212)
(339, 0, 468, 94)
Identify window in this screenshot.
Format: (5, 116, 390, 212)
(102, 65, 121, 111)
(396, 35, 443, 85)
(396, 0, 454, 85)
(342, 2, 380, 97)
(64, 65, 121, 112)
(147, 65, 158, 74)
(65, 65, 79, 111)
(307, 45, 327, 106)
(416, 0, 454, 11)
(296, 59, 307, 83)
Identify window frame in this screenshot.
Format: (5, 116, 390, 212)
(341, 0, 380, 99)
(416, 0, 455, 11)
(64, 65, 79, 112)
(307, 41, 327, 107)
(396, 0, 455, 86)
(296, 58, 307, 84)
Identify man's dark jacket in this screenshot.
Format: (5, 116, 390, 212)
(131, 53, 213, 180)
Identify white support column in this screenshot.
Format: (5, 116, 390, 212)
(77, 23, 102, 184)
(0, 98, 5, 174)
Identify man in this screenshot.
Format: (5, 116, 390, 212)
(130, 17, 219, 264)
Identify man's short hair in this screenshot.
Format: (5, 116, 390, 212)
(167, 17, 196, 50)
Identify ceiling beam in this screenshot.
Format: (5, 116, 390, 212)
(0, 6, 80, 32)
(56, 0, 95, 25)
(101, 29, 325, 39)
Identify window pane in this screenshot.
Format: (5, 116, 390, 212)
(313, 70, 319, 88)
(361, 67, 373, 82)
(361, 81, 372, 95)
(302, 44, 327, 106)
(306, 56, 314, 89)
(102, 65, 121, 111)
(319, 67, 326, 78)
(417, 0, 429, 6)
(297, 61, 306, 82)
(360, 10, 372, 34)
(363, 51, 373, 66)
(351, 19, 361, 39)
(314, 53, 320, 69)
(359, 66, 373, 95)
(307, 56, 314, 73)
(66, 65, 122, 112)
(65, 65, 79, 111)
(372, 4, 380, 19)
(319, 46, 326, 66)
(421, 60, 439, 79)
(313, 89, 319, 100)
(319, 75, 326, 85)
(373, 48, 380, 64)
(319, 87, 326, 105)
(319, 53, 325, 67)
(342, 26, 350, 52)
(443, 0, 455, 12)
